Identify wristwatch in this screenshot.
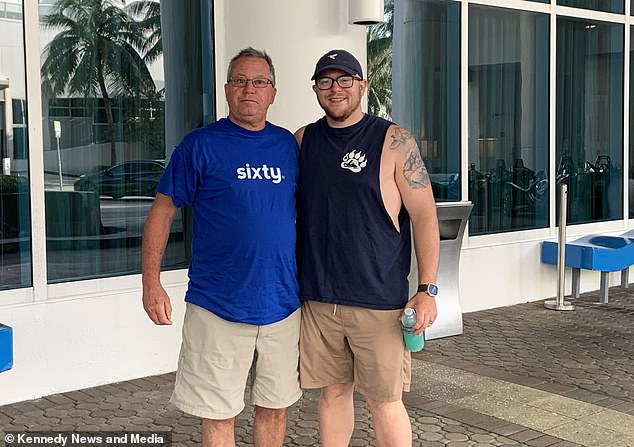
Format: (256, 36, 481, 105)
(417, 283, 438, 298)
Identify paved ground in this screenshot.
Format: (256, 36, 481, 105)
(2, 286, 634, 446)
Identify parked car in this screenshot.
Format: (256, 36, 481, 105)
(74, 160, 165, 199)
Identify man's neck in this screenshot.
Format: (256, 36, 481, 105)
(325, 110, 365, 129)
(228, 114, 266, 131)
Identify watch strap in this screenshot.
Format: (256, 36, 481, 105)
(417, 283, 438, 297)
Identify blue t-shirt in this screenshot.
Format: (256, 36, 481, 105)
(157, 118, 300, 325)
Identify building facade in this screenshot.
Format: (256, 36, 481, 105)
(394, 0, 634, 310)
(0, 0, 633, 404)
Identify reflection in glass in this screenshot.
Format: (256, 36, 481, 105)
(558, 0, 624, 14)
(629, 26, 634, 217)
(556, 18, 623, 225)
(0, 0, 32, 290)
(392, 0, 461, 202)
(39, 0, 186, 282)
(468, 6, 549, 235)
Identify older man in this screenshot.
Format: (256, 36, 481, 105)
(142, 47, 301, 447)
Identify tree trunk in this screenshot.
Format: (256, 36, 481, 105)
(98, 76, 117, 165)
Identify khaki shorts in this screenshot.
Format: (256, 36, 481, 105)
(171, 303, 302, 420)
(299, 300, 411, 402)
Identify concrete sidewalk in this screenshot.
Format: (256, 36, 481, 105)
(2, 287, 633, 446)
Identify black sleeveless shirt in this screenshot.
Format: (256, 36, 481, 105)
(298, 114, 412, 310)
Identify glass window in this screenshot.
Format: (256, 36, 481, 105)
(0, 0, 32, 290)
(391, 0, 461, 202)
(4, 2, 22, 20)
(468, 6, 549, 235)
(12, 127, 27, 160)
(558, 0, 624, 14)
(0, 105, 4, 158)
(630, 27, 634, 217)
(12, 99, 27, 160)
(556, 18, 623, 225)
(12, 99, 25, 124)
(39, 0, 187, 283)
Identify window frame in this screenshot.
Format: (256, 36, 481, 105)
(0, 1, 198, 302)
(461, 0, 631, 245)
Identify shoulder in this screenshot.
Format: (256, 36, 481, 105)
(383, 124, 417, 154)
(294, 126, 307, 146)
(170, 122, 226, 165)
(363, 114, 393, 131)
(263, 122, 297, 145)
(293, 117, 323, 147)
(173, 128, 203, 155)
(179, 122, 221, 146)
(368, 114, 394, 127)
(266, 121, 293, 137)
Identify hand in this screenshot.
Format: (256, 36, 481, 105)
(142, 283, 173, 325)
(407, 292, 438, 335)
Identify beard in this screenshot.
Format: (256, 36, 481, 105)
(318, 94, 362, 123)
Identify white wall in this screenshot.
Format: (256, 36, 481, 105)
(0, 276, 186, 404)
(0, 0, 368, 405)
(214, 0, 367, 133)
(0, 16, 25, 98)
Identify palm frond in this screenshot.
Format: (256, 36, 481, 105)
(125, 0, 162, 63)
(40, 0, 162, 162)
(367, 0, 394, 119)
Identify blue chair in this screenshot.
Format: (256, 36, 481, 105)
(541, 234, 634, 304)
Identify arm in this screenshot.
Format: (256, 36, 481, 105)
(390, 126, 440, 334)
(142, 193, 179, 325)
(294, 126, 306, 146)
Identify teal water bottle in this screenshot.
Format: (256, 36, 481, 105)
(401, 308, 425, 352)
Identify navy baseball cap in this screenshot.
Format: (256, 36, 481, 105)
(311, 49, 364, 80)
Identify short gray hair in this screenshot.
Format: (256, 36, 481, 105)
(227, 47, 276, 86)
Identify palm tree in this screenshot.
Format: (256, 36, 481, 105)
(125, 0, 161, 64)
(41, 0, 156, 164)
(367, 0, 394, 120)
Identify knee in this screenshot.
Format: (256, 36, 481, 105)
(321, 383, 355, 403)
(202, 417, 235, 432)
(255, 406, 287, 421)
(365, 397, 404, 416)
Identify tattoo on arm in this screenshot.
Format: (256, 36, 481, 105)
(389, 127, 412, 150)
(389, 126, 431, 189)
(403, 144, 430, 189)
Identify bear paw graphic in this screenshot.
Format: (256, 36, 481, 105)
(341, 150, 367, 173)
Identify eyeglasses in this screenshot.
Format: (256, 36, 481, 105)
(314, 75, 360, 90)
(228, 77, 274, 88)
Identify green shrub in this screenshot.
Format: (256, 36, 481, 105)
(0, 175, 29, 194)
